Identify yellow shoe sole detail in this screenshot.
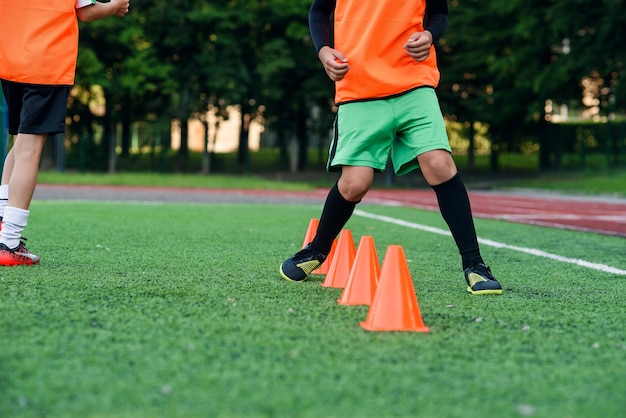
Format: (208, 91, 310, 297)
(466, 286, 503, 295)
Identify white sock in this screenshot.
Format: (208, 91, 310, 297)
(1, 206, 29, 249)
(0, 185, 9, 219)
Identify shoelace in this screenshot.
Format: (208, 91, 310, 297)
(10, 237, 31, 253)
(472, 264, 495, 280)
(17, 240, 31, 253)
(295, 244, 324, 261)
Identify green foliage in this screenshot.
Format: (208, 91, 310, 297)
(65, 0, 332, 172)
(440, 0, 626, 147)
(63, 0, 626, 174)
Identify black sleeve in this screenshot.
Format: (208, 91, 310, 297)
(425, 0, 449, 41)
(308, 0, 336, 52)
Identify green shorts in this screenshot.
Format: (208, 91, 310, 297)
(328, 87, 451, 176)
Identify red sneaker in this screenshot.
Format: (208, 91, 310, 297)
(0, 241, 40, 266)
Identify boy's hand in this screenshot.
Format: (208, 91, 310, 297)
(111, 0, 130, 17)
(318, 46, 350, 81)
(404, 31, 433, 62)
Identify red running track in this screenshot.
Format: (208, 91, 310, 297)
(364, 189, 626, 238)
(35, 184, 626, 238)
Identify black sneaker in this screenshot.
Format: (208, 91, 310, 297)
(464, 262, 502, 295)
(280, 243, 327, 282)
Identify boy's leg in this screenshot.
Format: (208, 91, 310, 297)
(0, 133, 45, 265)
(0, 82, 66, 265)
(0, 134, 40, 246)
(311, 166, 373, 253)
(280, 166, 374, 282)
(391, 88, 501, 295)
(280, 98, 391, 282)
(7, 133, 45, 210)
(418, 150, 502, 295)
(418, 150, 481, 268)
(310, 182, 356, 254)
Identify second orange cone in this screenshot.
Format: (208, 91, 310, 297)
(338, 235, 380, 305)
(321, 230, 356, 288)
(312, 238, 337, 275)
(301, 218, 319, 249)
(360, 245, 429, 332)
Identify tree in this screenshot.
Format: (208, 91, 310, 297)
(439, 1, 590, 170)
(255, 0, 335, 171)
(74, 4, 174, 171)
(546, 0, 626, 117)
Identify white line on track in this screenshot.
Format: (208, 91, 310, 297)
(498, 214, 626, 221)
(354, 209, 626, 276)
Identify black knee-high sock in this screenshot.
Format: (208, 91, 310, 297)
(431, 173, 483, 269)
(311, 183, 357, 254)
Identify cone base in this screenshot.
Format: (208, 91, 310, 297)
(320, 282, 343, 288)
(337, 298, 368, 306)
(359, 321, 430, 333)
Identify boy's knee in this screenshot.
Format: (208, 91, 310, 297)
(337, 166, 374, 201)
(338, 177, 371, 202)
(418, 151, 457, 185)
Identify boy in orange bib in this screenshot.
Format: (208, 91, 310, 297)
(280, 0, 503, 295)
(0, 0, 130, 265)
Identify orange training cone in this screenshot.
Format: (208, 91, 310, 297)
(360, 245, 429, 332)
(301, 218, 319, 249)
(321, 230, 356, 288)
(312, 238, 337, 275)
(338, 236, 380, 305)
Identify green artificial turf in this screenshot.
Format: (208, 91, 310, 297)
(1, 201, 624, 418)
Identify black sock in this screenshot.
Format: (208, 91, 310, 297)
(311, 183, 357, 254)
(431, 173, 483, 270)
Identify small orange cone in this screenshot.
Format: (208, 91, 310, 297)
(338, 236, 380, 305)
(321, 230, 356, 288)
(360, 245, 429, 332)
(312, 238, 337, 275)
(301, 218, 319, 249)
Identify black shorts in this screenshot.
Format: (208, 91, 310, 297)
(1, 79, 69, 136)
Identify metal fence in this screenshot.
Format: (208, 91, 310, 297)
(451, 121, 626, 175)
(2, 104, 624, 176)
(539, 121, 626, 171)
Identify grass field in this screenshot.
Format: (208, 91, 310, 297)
(1, 192, 625, 417)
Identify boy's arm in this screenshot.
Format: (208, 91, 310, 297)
(404, 0, 448, 62)
(424, 0, 449, 41)
(308, 0, 348, 82)
(76, 0, 130, 23)
(308, 0, 336, 53)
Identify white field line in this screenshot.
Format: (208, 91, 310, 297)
(364, 197, 626, 223)
(498, 214, 626, 221)
(354, 209, 626, 276)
